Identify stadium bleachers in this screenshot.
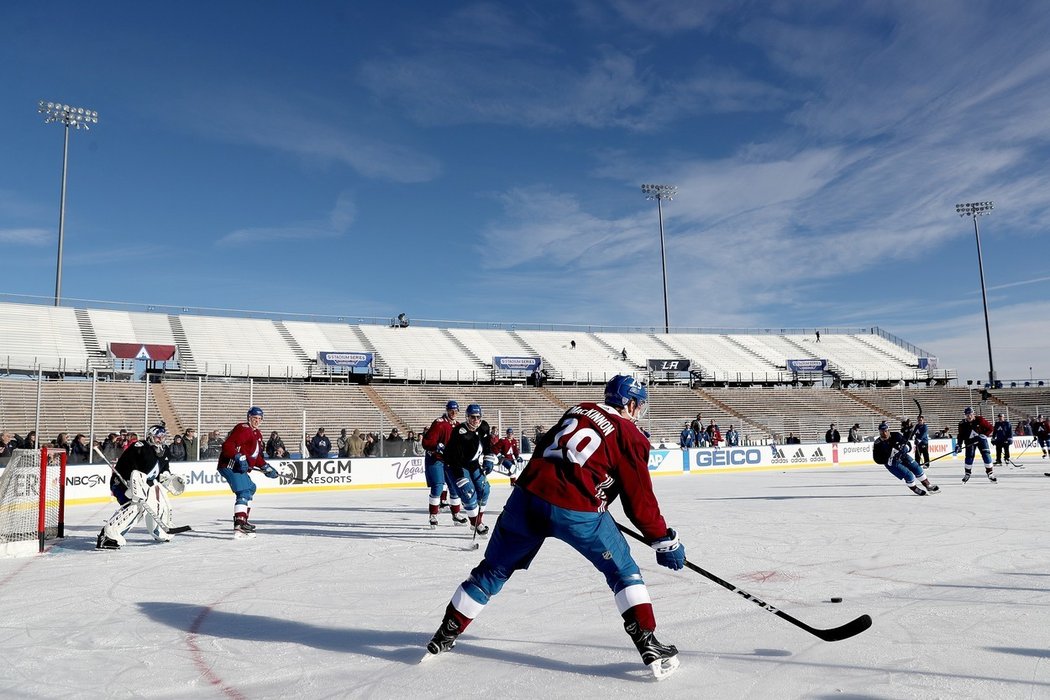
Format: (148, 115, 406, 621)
(0, 303, 91, 373)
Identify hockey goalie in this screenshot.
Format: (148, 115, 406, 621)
(95, 425, 186, 550)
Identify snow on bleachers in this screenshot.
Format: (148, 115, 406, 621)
(444, 328, 534, 367)
(180, 315, 307, 377)
(660, 333, 779, 382)
(512, 330, 634, 381)
(594, 332, 685, 369)
(88, 309, 177, 348)
(0, 303, 89, 372)
(283, 321, 368, 359)
(357, 325, 485, 381)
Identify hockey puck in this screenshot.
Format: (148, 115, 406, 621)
(830, 597, 843, 603)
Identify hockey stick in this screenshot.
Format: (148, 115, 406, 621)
(92, 446, 192, 534)
(258, 465, 313, 484)
(616, 523, 872, 642)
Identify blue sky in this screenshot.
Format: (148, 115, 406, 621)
(2, 1, 1048, 383)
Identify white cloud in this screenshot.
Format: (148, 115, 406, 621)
(0, 228, 51, 245)
(216, 192, 357, 247)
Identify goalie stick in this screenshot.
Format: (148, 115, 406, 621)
(616, 522, 872, 642)
(91, 446, 192, 534)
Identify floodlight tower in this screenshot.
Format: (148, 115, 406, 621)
(39, 101, 99, 306)
(641, 183, 677, 334)
(955, 200, 996, 386)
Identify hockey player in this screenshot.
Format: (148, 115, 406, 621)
(421, 400, 467, 527)
(424, 375, 685, 680)
(96, 425, 183, 549)
(442, 403, 494, 536)
(217, 406, 278, 538)
(490, 428, 522, 486)
(992, 413, 1013, 466)
(912, 415, 930, 469)
(872, 422, 939, 495)
(1035, 414, 1050, 459)
(957, 407, 996, 483)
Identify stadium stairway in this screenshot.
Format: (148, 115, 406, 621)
(168, 316, 197, 374)
(149, 382, 184, 435)
(361, 385, 409, 433)
(274, 321, 312, 366)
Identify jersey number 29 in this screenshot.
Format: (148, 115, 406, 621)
(542, 418, 602, 466)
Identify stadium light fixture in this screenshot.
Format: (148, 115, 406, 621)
(641, 184, 677, 334)
(955, 201, 996, 386)
(39, 100, 99, 307)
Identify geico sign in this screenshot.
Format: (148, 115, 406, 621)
(694, 449, 762, 467)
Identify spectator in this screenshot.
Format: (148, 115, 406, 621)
(786, 433, 801, 444)
(337, 428, 350, 458)
(69, 433, 91, 464)
(347, 429, 365, 457)
(825, 423, 841, 444)
(168, 434, 188, 462)
(101, 433, 122, 463)
(183, 428, 200, 461)
(0, 431, 16, 460)
(815, 330, 820, 343)
(117, 429, 131, 450)
(570, 339, 576, 350)
(309, 428, 332, 459)
(363, 432, 379, 457)
(22, 430, 37, 450)
(847, 423, 861, 442)
(406, 430, 425, 457)
(707, 421, 722, 447)
(725, 425, 740, 447)
(690, 414, 703, 440)
(204, 430, 223, 459)
(679, 422, 696, 449)
(266, 430, 286, 459)
(53, 432, 72, 455)
(386, 428, 405, 456)
(520, 431, 532, 454)
(621, 347, 628, 362)
(533, 425, 545, 450)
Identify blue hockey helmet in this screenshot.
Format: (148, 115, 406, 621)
(963, 406, 974, 416)
(446, 400, 459, 412)
(878, 421, 889, 431)
(146, 424, 168, 442)
(247, 406, 264, 419)
(466, 403, 482, 417)
(605, 375, 648, 409)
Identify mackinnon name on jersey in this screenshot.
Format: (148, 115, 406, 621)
(568, 405, 616, 436)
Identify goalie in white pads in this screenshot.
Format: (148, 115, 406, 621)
(96, 425, 185, 550)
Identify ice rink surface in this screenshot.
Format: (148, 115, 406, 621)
(2, 462, 1049, 699)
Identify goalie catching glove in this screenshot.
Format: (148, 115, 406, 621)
(158, 471, 186, 495)
(651, 528, 686, 571)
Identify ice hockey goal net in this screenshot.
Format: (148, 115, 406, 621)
(0, 448, 66, 557)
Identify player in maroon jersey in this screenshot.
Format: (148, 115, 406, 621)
(421, 400, 467, 527)
(957, 407, 996, 483)
(218, 407, 278, 537)
(424, 375, 685, 680)
(489, 428, 521, 485)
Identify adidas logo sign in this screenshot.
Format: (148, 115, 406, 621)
(791, 448, 807, 463)
(811, 448, 825, 461)
(771, 447, 788, 464)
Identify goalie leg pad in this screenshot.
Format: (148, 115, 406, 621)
(145, 486, 174, 541)
(103, 501, 145, 546)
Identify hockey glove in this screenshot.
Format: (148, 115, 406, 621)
(436, 442, 445, 456)
(898, 442, 910, 454)
(262, 464, 279, 479)
(233, 454, 250, 473)
(651, 529, 686, 571)
(482, 454, 498, 475)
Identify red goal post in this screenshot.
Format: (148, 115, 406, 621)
(0, 447, 67, 557)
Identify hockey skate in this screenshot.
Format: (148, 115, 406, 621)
(95, 529, 121, 550)
(986, 470, 997, 483)
(625, 620, 680, 680)
(923, 482, 940, 493)
(234, 515, 257, 539)
(451, 512, 468, 526)
(424, 607, 463, 657)
(428, 514, 439, 529)
(962, 471, 971, 483)
(908, 484, 928, 496)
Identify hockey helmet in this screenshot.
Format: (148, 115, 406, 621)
(146, 424, 168, 442)
(877, 421, 889, 431)
(466, 403, 482, 417)
(605, 375, 648, 409)
(446, 400, 459, 412)
(963, 407, 974, 416)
